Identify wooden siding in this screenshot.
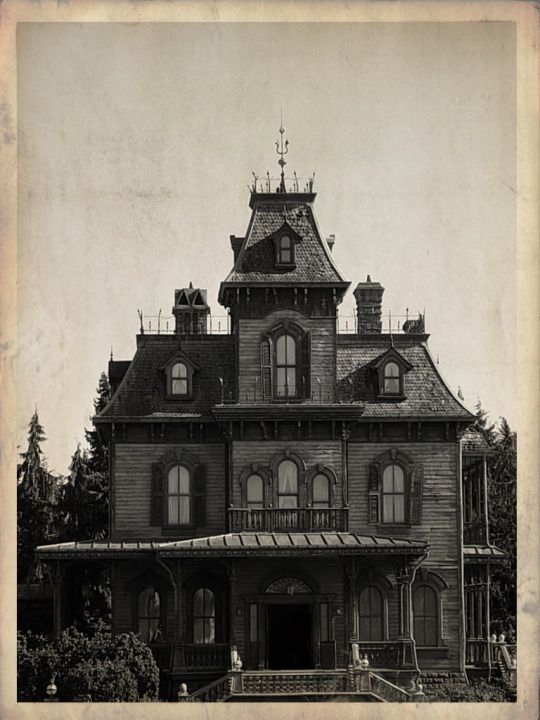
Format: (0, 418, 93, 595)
(237, 310, 336, 402)
(348, 442, 460, 669)
(113, 443, 226, 539)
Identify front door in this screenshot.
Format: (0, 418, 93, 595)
(267, 604, 312, 669)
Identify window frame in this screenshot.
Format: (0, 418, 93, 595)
(368, 448, 423, 527)
(380, 463, 407, 524)
(412, 571, 448, 648)
(305, 465, 337, 508)
(130, 574, 168, 644)
(276, 458, 300, 509)
(192, 586, 217, 645)
(368, 348, 412, 400)
(382, 361, 401, 396)
(357, 576, 391, 642)
(165, 464, 192, 527)
(274, 331, 299, 400)
(269, 221, 299, 269)
(270, 451, 306, 509)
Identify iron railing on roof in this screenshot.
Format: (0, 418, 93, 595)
(139, 313, 231, 335)
(250, 172, 315, 195)
(337, 311, 426, 335)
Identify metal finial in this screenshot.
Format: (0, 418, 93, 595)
(275, 111, 289, 193)
(110, 346, 113, 361)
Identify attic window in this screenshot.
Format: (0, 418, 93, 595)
(383, 362, 400, 395)
(278, 234, 292, 264)
(166, 357, 196, 399)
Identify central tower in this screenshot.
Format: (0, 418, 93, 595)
(219, 124, 350, 403)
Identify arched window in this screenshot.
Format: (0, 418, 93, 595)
(275, 334, 297, 398)
(171, 362, 188, 395)
(383, 361, 400, 395)
(414, 585, 438, 646)
(247, 474, 264, 509)
(312, 473, 331, 509)
(277, 459, 299, 508)
(138, 586, 161, 643)
(167, 465, 190, 525)
(193, 587, 216, 644)
(359, 586, 384, 641)
(381, 464, 406, 523)
(278, 234, 292, 264)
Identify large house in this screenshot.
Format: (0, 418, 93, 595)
(37, 140, 505, 701)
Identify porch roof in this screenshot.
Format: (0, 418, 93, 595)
(36, 533, 428, 560)
(158, 532, 429, 557)
(463, 545, 506, 561)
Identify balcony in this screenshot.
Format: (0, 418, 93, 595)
(171, 642, 230, 671)
(228, 507, 349, 532)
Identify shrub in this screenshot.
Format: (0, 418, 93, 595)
(431, 678, 516, 702)
(17, 622, 159, 702)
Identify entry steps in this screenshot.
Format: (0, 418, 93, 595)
(181, 669, 417, 703)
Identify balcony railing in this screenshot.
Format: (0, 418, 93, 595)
(172, 642, 230, 671)
(354, 641, 402, 669)
(463, 521, 487, 545)
(465, 639, 490, 666)
(228, 507, 349, 532)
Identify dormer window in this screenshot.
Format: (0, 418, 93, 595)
(278, 234, 293, 265)
(269, 222, 299, 269)
(368, 348, 412, 400)
(164, 354, 197, 399)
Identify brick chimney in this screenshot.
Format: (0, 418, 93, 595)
(353, 276, 385, 334)
(172, 283, 210, 335)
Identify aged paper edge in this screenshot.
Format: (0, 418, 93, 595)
(0, 1, 538, 719)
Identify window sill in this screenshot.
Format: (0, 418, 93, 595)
(376, 394, 406, 402)
(165, 395, 193, 401)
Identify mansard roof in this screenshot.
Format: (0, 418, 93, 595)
(337, 337, 473, 420)
(220, 194, 348, 293)
(97, 334, 235, 420)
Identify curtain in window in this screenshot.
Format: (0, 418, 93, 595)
(138, 586, 161, 643)
(276, 334, 297, 398)
(172, 362, 188, 394)
(193, 587, 216, 644)
(413, 585, 438, 646)
(383, 361, 400, 394)
(277, 459, 298, 508)
(359, 586, 384, 641)
(167, 465, 190, 524)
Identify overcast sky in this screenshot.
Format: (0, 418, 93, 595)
(17, 21, 516, 474)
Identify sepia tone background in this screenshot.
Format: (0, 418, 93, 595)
(1, 2, 538, 719)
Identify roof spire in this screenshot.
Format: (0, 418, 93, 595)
(275, 109, 289, 193)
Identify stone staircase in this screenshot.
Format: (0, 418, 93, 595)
(180, 669, 420, 703)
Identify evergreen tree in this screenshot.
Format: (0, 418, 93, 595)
(84, 372, 111, 474)
(17, 412, 58, 582)
(472, 398, 496, 446)
(488, 417, 517, 633)
(61, 444, 108, 541)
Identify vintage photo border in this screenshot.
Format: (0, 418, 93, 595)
(0, 1, 538, 718)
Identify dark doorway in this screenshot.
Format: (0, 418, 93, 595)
(267, 604, 312, 669)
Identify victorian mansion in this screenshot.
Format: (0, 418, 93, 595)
(38, 139, 504, 702)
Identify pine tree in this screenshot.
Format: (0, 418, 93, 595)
(61, 444, 108, 541)
(472, 398, 496, 446)
(17, 412, 58, 582)
(84, 372, 111, 474)
(488, 417, 517, 633)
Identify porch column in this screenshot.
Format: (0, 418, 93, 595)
(174, 559, 183, 640)
(45, 562, 66, 638)
(345, 557, 359, 642)
(227, 559, 237, 645)
(396, 568, 412, 639)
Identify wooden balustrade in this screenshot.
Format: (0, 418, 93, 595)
(172, 642, 230, 670)
(240, 670, 349, 695)
(463, 522, 487, 545)
(185, 673, 235, 702)
(368, 672, 414, 702)
(465, 639, 490, 666)
(355, 642, 402, 668)
(228, 507, 348, 532)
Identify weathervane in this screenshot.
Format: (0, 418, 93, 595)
(275, 110, 289, 193)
